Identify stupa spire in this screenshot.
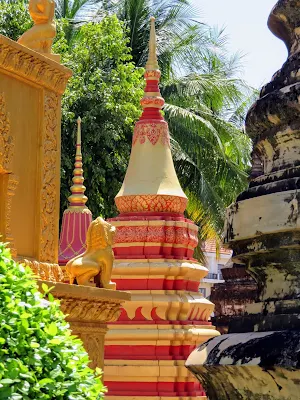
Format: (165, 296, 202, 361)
(105, 18, 218, 399)
(115, 17, 187, 214)
(146, 17, 159, 71)
(58, 118, 92, 267)
(68, 117, 88, 208)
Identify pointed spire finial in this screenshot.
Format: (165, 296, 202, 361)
(146, 16, 159, 71)
(76, 116, 82, 156)
(68, 117, 88, 208)
(138, 16, 164, 120)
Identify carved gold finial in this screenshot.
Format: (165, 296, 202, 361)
(68, 117, 88, 208)
(18, 0, 59, 61)
(146, 16, 159, 71)
(138, 16, 164, 115)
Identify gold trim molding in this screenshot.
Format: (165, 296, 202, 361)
(0, 35, 72, 95)
(39, 90, 59, 263)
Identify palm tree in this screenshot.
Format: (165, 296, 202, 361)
(54, 0, 102, 19)
(54, 0, 103, 42)
(162, 30, 255, 244)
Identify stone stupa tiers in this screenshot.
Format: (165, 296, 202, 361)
(115, 17, 187, 215)
(104, 17, 219, 400)
(58, 117, 92, 266)
(186, 1, 300, 399)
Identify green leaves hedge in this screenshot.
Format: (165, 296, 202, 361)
(0, 243, 105, 399)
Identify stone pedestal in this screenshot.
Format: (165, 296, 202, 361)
(186, 1, 300, 399)
(0, 34, 71, 280)
(39, 281, 130, 371)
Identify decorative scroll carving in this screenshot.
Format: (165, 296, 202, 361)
(22, 259, 64, 282)
(60, 298, 121, 323)
(0, 93, 14, 173)
(39, 91, 59, 262)
(115, 194, 187, 213)
(77, 333, 105, 370)
(0, 36, 71, 95)
(5, 175, 18, 256)
(0, 94, 18, 256)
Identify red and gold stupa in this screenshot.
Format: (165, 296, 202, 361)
(104, 17, 220, 400)
(58, 117, 92, 267)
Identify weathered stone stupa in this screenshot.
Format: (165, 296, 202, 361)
(103, 17, 219, 400)
(59, 117, 92, 266)
(186, 1, 300, 399)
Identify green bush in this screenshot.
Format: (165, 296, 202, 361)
(0, 242, 105, 399)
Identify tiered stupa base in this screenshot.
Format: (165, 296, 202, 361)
(105, 321, 216, 399)
(104, 213, 220, 399)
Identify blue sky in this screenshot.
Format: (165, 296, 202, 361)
(194, 0, 287, 88)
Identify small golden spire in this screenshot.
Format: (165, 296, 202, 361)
(68, 117, 88, 208)
(76, 116, 82, 156)
(146, 16, 159, 71)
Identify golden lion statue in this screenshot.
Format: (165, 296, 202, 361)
(66, 217, 116, 290)
(18, 0, 56, 56)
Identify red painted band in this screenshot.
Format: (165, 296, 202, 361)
(113, 278, 200, 291)
(104, 381, 206, 397)
(105, 344, 197, 360)
(109, 319, 212, 325)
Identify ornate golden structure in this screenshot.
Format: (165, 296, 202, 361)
(0, 0, 130, 376)
(68, 117, 89, 208)
(0, 34, 71, 281)
(58, 117, 93, 266)
(40, 281, 130, 370)
(66, 217, 117, 289)
(18, 0, 58, 61)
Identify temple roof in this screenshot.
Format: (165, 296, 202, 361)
(202, 239, 232, 256)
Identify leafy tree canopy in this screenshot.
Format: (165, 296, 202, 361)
(56, 16, 144, 218)
(0, 0, 32, 40)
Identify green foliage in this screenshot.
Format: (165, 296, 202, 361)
(0, 0, 31, 41)
(58, 16, 144, 218)
(0, 243, 105, 399)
